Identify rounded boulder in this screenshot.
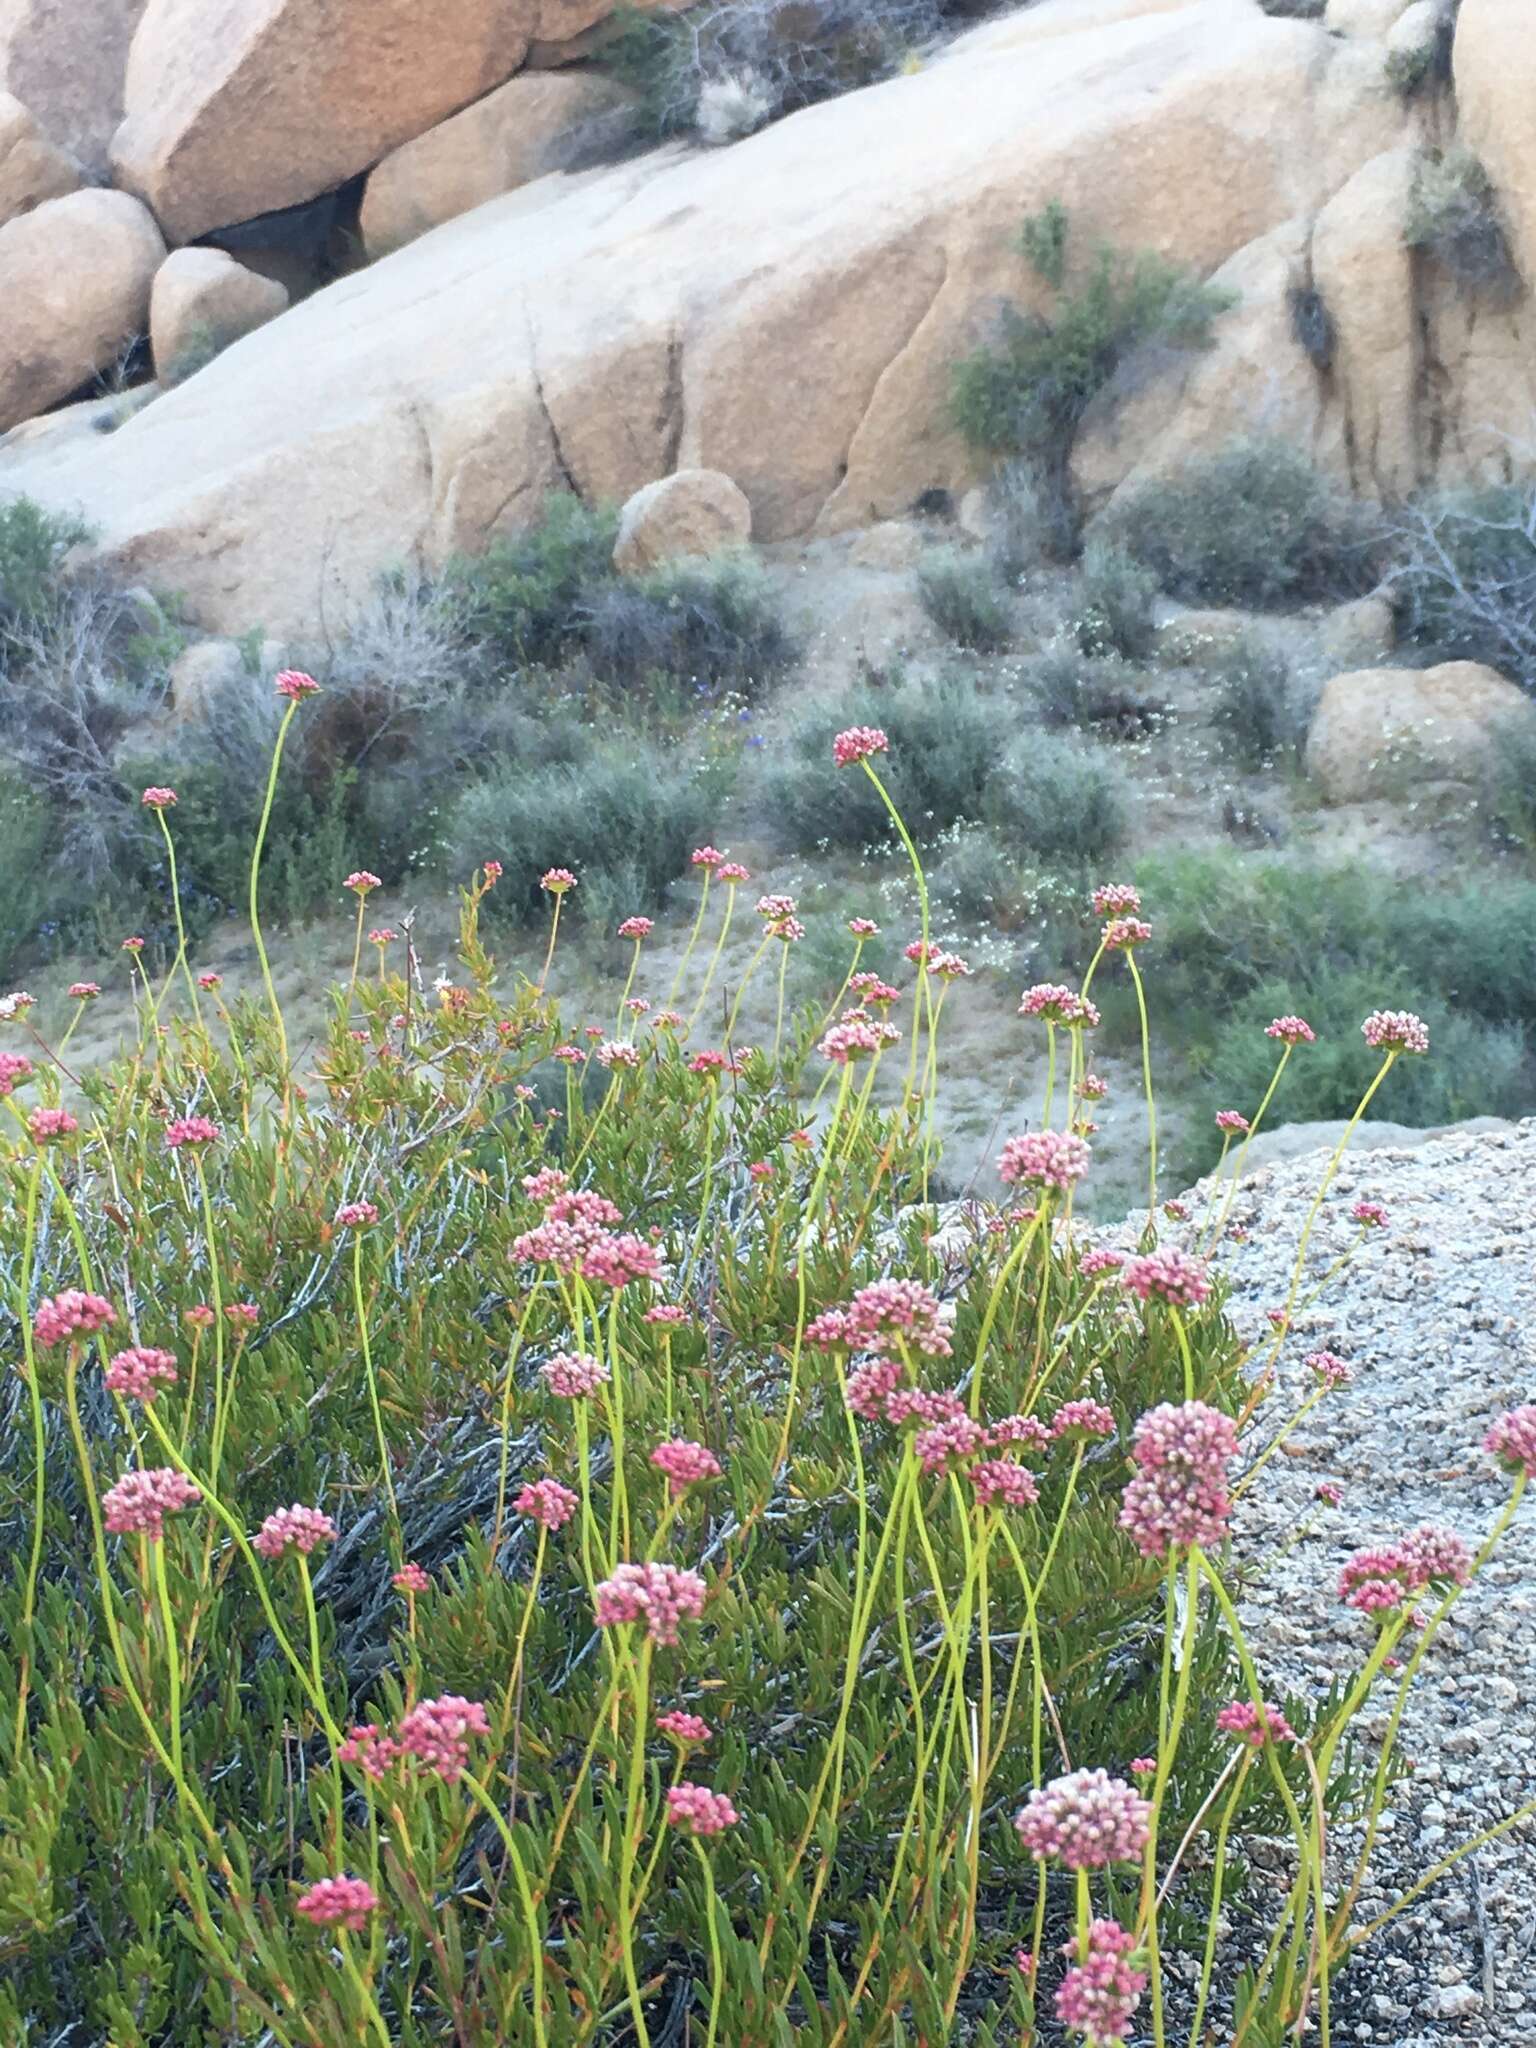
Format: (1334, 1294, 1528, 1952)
(613, 469, 752, 576)
(1306, 659, 1536, 801)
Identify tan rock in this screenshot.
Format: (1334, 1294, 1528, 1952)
(150, 248, 289, 384)
(613, 469, 752, 574)
(848, 521, 927, 571)
(0, 188, 163, 432)
(1312, 148, 1419, 497)
(1306, 660, 1536, 801)
(111, 0, 661, 245)
(0, 0, 1517, 634)
(1455, 0, 1536, 289)
(0, 0, 148, 173)
(167, 637, 247, 721)
(1317, 594, 1395, 670)
(0, 88, 76, 221)
(360, 71, 634, 257)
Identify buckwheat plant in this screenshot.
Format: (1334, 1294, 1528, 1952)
(0, 715, 1528, 2048)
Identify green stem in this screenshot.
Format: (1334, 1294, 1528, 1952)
(156, 807, 205, 1030)
(353, 1232, 399, 1535)
(692, 1839, 727, 2048)
(249, 699, 301, 1099)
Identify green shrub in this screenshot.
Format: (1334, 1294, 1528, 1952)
(1108, 440, 1371, 607)
(449, 495, 619, 670)
(1072, 538, 1157, 660)
(983, 729, 1128, 862)
(0, 496, 91, 666)
(755, 670, 1001, 852)
(1207, 638, 1307, 770)
(1025, 646, 1166, 739)
(449, 737, 728, 926)
(0, 772, 55, 974)
(915, 548, 1012, 652)
(581, 552, 795, 697)
(1386, 484, 1536, 685)
(949, 203, 1233, 553)
(927, 821, 1040, 932)
(1405, 147, 1518, 294)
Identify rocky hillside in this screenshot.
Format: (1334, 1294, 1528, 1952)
(1, 0, 1534, 633)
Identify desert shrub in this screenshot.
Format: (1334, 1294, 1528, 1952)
(926, 820, 1043, 932)
(580, 552, 795, 696)
(449, 737, 726, 926)
(1024, 646, 1166, 738)
(1383, 483, 1536, 686)
(915, 547, 1012, 651)
(449, 494, 620, 670)
(1483, 715, 1536, 854)
(1405, 147, 1518, 294)
(1207, 637, 1308, 770)
(0, 497, 92, 663)
(1108, 440, 1371, 607)
(0, 772, 55, 975)
(3, 704, 1521, 2047)
(949, 202, 1233, 554)
(983, 728, 1128, 861)
(601, 0, 941, 142)
(1071, 537, 1156, 660)
(755, 670, 999, 850)
(980, 457, 1045, 580)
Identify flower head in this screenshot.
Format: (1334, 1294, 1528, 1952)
(1102, 917, 1152, 950)
(28, 1107, 78, 1142)
(832, 725, 889, 767)
(274, 670, 320, 701)
(1119, 1401, 1237, 1559)
(121, 936, 145, 954)
(253, 1504, 337, 1560)
(998, 1130, 1091, 1191)
(1091, 884, 1141, 918)
(34, 1289, 116, 1348)
(141, 786, 177, 809)
(344, 870, 382, 895)
(165, 1115, 220, 1150)
(0, 1050, 33, 1095)
(594, 1561, 707, 1645)
(367, 928, 396, 947)
(718, 860, 751, 883)
(848, 916, 880, 936)
(334, 1199, 379, 1229)
(1215, 1699, 1296, 1748)
(1052, 1399, 1116, 1442)
(1018, 984, 1100, 1029)
(970, 1459, 1041, 1510)
(515, 1477, 579, 1530)
(295, 1876, 380, 1931)
(1266, 1015, 1315, 1046)
(1485, 1405, 1536, 1480)
(657, 1709, 712, 1744)
(68, 981, 101, 1000)
(1352, 1200, 1389, 1229)
(820, 1016, 885, 1064)
(1016, 1770, 1151, 1868)
(1362, 1009, 1428, 1055)
(666, 1782, 739, 1835)
(1121, 1249, 1209, 1309)
(618, 915, 654, 939)
(650, 1438, 723, 1496)
(1307, 1349, 1353, 1389)
(103, 1467, 200, 1538)
(1079, 1248, 1124, 1277)
(541, 867, 577, 895)
(104, 1346, 178, 1402)
(1055, 1917, 1148, 2047)
(1215, 1110, 1249, 1134)
(690, 845, 724, 870)
(397, 1695, 489, 1783)
(393, 1562, 431, 1594)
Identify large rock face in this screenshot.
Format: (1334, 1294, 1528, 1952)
(0, 0, 148, 173)
(0, 87, 77, 223)
(359, 70, 634, 258)
(0, 0, 1524, 634)
(111, 0, 657, 244)
(1455, 0, 1536, 291)
(1306, 660, 1536, 802)
(0, 188, 164, 432)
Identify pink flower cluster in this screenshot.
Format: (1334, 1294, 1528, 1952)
(1016, 1769, 1151, 1869)
(513, 1188, 661, 1289)
(294, 1875, 380, 1930)
(651, 1438, 723, 1495)
(1215, 1699, 1296, 1747)
(618, 915, 654, 939)
(1361, 1009, 1429, 1055)
(141, 786, 177, 809)
(807, 1279, 954, 1358)
(1018, 984, 1101, 1029)
(28, 1108, 78, 1141)
(1215, 1110, 1249, 1134)
(104, 1346, 178, 1401)
(393, 1562, 431, 1593)
(275, 669, 320, 701)
(1338, 1525, 1472, 1616)
(970, 1459, 1040, 1510)
(657, 1709, 712, 1744)
(594, 1561, 707, 1645)
(1053, 1399, 1116, 1442)
(68, 982, 101, 1000)
(541, 867, 577, 894)
(344, 870, 381, 894)
(543, 1350, 610, 1398)
(666, 1783, 739, 1835)
(1091, 883, 1140, 917)
(397, 1695, 491, 1782)
(998, 1130, 1091, 1191)
(913, 1413, 988, 1475)
(1120, 1248, 1210, 1309)
(848, 917, 880, 937)
(1307, 1349, 1353, 1388)
(1485, 1405, 1536, 1480)
(1055, 1919, 1148, 2047)
(820, 1016, 886, 1064)
(1102, 918, 1152, 950)
(1119, 1401, 1237, 1560)
(832, 725, 889, 766)
(1352, 1199, 1389, 1229)
(334, 1199, 379, 1228)
(0, 1051, 33, 1095)
(252, 1504, 337, 1560)
(1079, 1248, 1124, 1278)
(515, 1477, 579, 1530)
(165, 1115, 220, 1149)
(103, 1466, 201, 1538)
(1266, 1015, 1315, 1046)
(34, 1289, 116, 1348)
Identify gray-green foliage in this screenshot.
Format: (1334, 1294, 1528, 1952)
(1405, 148, 1518, 294)
(982, 729, 1128, 862)
(916, 548, 1012, 652)
(1072, 538, 1157, 660)
(1207, 638, 1308, 771)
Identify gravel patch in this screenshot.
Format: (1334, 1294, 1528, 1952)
(1186, 1118, 1536, 2045)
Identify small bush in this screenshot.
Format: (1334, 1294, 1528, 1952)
(949, 204, 1233, 554)
(449, 738, 727, 926)
(980, 458, 1045, 581)
(1072, 538, 1157, 660)
(1108, 439, 1372, 608)
(580, 552, 795, 697)
(0, 772, 55, 974)
(1207, 638, 1307, 771)
(756, 670, 1000, 852)
(0, 495, 91, 666)
(1484, 715, 1536, 854)
(1405, 147, 1518, 295)
(927, 821, 1039, 931)
(1026, 646, 1167, 739)
(449, 495, 619, 670)
(915, 548, 1012, 651)
(1384, 484, 1536, 686)
(983, 729, 1128, 862)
